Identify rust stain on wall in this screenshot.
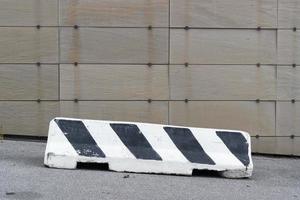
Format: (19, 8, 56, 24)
(184, 30, 190, 64)
(34, 0, 41, 26)
(74, 65, 81, 100)
(183, 0, 190, 26)
(69, 29, 80, 63)
(66, 0, 78, 25)
(256, 0, 262, 27)
(147, 27, 154, 63)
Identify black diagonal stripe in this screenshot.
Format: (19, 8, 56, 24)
(55, 119, 105, 158)
(110, 124, 162, 160)
(216, 131, 249, 166)
(164, 127, 215, 165)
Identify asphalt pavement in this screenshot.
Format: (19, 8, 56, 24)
(0, 140, 299, 200)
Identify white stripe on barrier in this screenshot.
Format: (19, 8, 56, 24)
(138, 124, 189, 162)
(84, 120, 135, 159)
(190, 128, 245, 168)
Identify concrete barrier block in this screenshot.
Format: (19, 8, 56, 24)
(44, 118, 253, 178)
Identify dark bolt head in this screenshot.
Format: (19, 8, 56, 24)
(292, 99, 296, 103)
(293, 63, 296, 68)
(36, 25, 40, 29)
(256, 63, 260, 67)
(148, 25, 152, 30)
(184, 99, 189, 103)
(74, 99, 78, 103)
(184, 62, 189, 67)
(147, 99, 152, 103)
(255, 135, 259, 139)
(184, 26, 189, 30)
(74, 25, 79, 29)
(257, 26, 261, 31)
(293, 27, 297, 32)
(36, 62, 41, 66)
(256, 99, 260, 103)
(290, 135, 295, 139)
(74, 62, 78, 66)
(37, 99, 41, 103)
(147, 63, 152, 67)
(5, 192, 15, 196)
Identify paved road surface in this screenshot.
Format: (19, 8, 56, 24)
(0, 140, 299, 200)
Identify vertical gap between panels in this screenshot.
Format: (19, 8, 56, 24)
(168, 0, 171, 124)
(58, 0, 61, 101)
(275, 0, 279, 137)
(275, 101, 277, 136)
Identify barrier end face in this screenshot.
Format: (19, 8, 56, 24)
(44, 153, 77, 169)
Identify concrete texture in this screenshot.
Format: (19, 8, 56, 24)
(0, 140, 299, 200)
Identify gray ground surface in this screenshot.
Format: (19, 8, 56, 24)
(0, 140, 299, 200)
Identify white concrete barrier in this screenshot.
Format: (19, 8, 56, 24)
(44, 117, 253, 178)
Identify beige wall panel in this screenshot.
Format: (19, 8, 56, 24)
(278, 0, 300, 28)
(0, 28, 58, 63)
(60, 101, 168, 124)
(60, 64, 168, 100)
(0, 0, 57, 26)
(252, 137, 300, 155)
(170, 65, 276, 100)
(277, 66, 300, 100)
(60, 28, 168, 63)
(0, 65, 58, 100)
(171, 0, 277, 28)
(0, 101, 59, 136)
(169, 101, 275, 136)
(60, 0, 168, 27)
(278, 30, 300, 64)
(170, 29, 276, 64)
(276, 102, 300, 136)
